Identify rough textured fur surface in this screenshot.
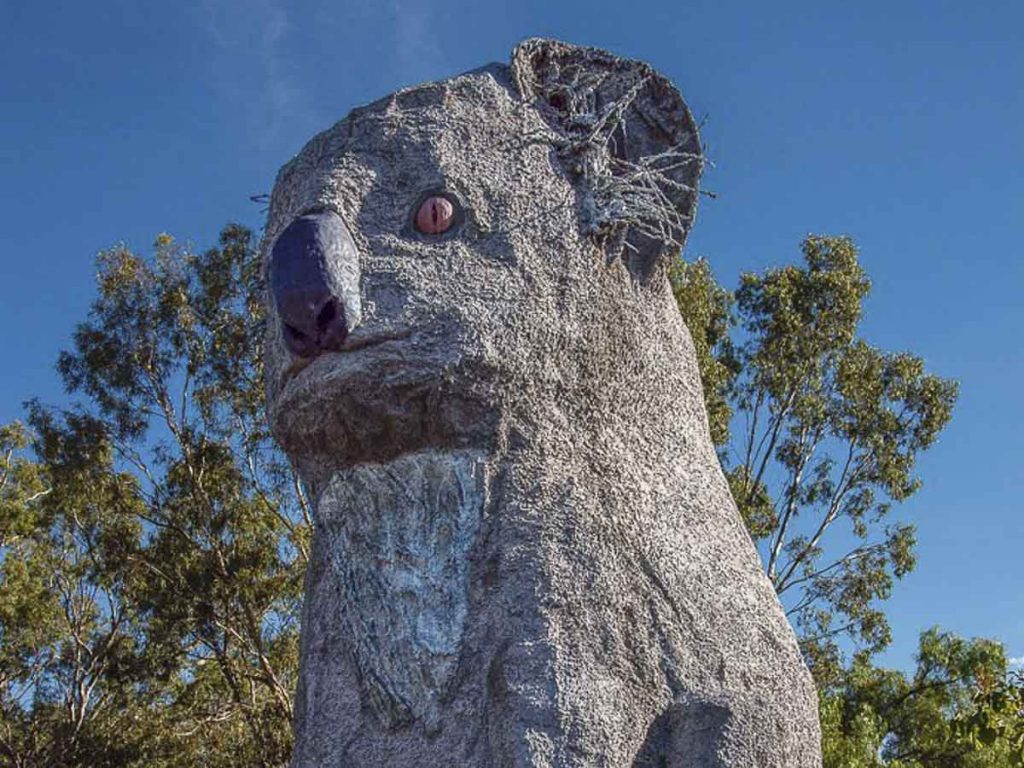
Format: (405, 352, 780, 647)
(263, 38, 822, 767)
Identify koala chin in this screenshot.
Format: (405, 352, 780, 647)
(263, 37, 822, 768)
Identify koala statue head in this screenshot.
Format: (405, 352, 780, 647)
(263, 38, 703, 485)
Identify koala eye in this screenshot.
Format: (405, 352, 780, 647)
(414, 195, 455, 235)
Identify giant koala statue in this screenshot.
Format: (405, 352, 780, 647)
(263, 37, 821, 768)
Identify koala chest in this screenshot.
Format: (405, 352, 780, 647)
(316, 450, 488, 730)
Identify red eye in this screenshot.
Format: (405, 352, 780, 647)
(415, 196, 455, 235)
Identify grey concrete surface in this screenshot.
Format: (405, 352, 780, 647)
(263, 38, 822, 768)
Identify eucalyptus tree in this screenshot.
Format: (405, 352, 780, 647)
(0, 226, 307, 766)
(819, 628, 1019, 768)
(672, 235, 958, 677)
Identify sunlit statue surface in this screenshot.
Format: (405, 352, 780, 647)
(263, 38, 822, 768)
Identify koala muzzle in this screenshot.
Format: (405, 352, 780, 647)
(270, 211, 362, 359)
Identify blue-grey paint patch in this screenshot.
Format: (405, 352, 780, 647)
(317, 450, 486, 730)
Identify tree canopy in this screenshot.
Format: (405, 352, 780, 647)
(0, 225, 1016, 766)
(1, 228, 304, 766)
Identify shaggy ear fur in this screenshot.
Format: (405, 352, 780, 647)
(511, 38, 703, 279)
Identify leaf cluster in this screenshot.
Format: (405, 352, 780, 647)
(0, 226, 306, 767)
(821, 629, 1020, 768)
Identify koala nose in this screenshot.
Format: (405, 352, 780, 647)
(269, 211, 362, 359)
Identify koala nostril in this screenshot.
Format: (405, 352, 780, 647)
(316, 298, 338, 331)
(315, 297, 349, 352)
(282, 322, 318, 358)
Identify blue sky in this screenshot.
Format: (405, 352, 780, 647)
(1, 1, 1020, 671)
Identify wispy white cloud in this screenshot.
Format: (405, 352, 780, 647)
(1010, 656, 1024, 668)
(198, 0, 302, 147)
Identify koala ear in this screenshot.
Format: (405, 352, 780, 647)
(511, 38, 703, 279)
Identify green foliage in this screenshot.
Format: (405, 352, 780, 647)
(669, 258, 738, 446)
(819, 686, 888, 768)
(954, 669, 1024, 766)
(675, 235, 958, 675)
(820, 629, 1020, 768)
(0, 226, 307, 766)
(0, 413, 159, 766)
